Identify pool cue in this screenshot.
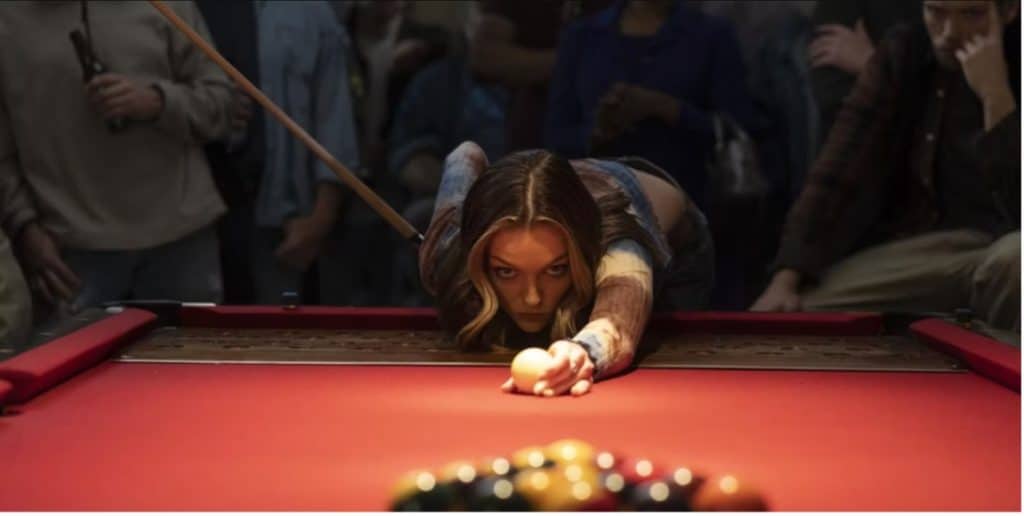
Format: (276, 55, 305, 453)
(147, 0, 423, 245)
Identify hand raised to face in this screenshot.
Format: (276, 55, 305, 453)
(955, 2, 1013, 104)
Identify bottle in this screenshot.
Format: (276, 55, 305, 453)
(69, 29, 125, 132)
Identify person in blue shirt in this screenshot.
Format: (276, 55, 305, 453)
(250, 1, 361, 304)
(386, 47, 508, 306)
(545, 0, 755, 209)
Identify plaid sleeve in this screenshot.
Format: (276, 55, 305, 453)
(418, 142, 488, 295)
(773, 30, 905, 280)
(571, 239, 654, 379)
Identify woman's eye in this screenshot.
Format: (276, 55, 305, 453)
(493, 267, 517, 279)
(547, 264, 569, 276)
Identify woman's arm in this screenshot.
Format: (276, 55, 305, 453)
(429, 141, 488, 227)
(570, 239, 654, 379)
(418, 141, 488, 295)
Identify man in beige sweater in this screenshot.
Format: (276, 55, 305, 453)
(0, 1, 234, 313)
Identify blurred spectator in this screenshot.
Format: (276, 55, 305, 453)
(694, 1, 819, 307)
(326, 0, 449, 306)
(406, 1, 478, 44)
(341, 0, 449, 176)
(0, 230, 30, 350)
(388, 59, 507, 229)
(697, 0, 818, 201)
(243, 1, 360, 305)
(809, 0, 922, 143)
(544, 0, 755, 210)
(696, 0, 815, 65)
(753, 0, 1020, 332)
(387, 30, 508, 305)
(196, 0, 264, 304)
(0, 2, 233, 314)
(470, 0, 613, 152)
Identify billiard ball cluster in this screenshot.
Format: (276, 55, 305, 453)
(390, 438, 768, 511)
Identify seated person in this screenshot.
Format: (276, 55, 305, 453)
(0, 230, 31, 350)
(418, 142, 714, 397)
(752, 0, 1020, 332)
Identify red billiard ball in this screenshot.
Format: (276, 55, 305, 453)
(617, 457, 664, 485)
(691, 474, 768, 511)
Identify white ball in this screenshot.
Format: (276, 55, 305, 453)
(511, 347, 553, 393)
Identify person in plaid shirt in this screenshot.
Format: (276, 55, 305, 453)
(753, 0, 1020, 332)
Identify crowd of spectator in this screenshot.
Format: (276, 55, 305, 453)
(0, 0, 1019, 350)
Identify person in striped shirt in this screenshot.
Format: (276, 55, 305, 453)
(418, 142, 713, 396)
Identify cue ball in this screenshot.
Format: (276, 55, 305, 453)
(511, 347, 553, 392)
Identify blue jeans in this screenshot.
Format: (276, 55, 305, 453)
(65, 225, 223, 311)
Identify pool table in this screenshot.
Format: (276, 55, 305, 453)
(0, 305, 1018, 511)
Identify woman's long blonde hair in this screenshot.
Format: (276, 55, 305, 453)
(432, 150, 653, 350)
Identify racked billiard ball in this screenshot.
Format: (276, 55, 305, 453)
(594, 450, 621, 471)
(390, 470, 458, 511)
(627, 479, 695, 511)
(599, 470, 628, 499)
(623, 467, 704, 511)
(465, 475, 532, 511)
(511, 445, 555, 470)
(617, 457, 664, 485)
(514, 466, 616, 511)
(665, 466, 706, 508)
(691, 474, 768, 511)
(435, 460, 479, 509)
(545, 438, 596, 465)
(476, 456, 515, 477)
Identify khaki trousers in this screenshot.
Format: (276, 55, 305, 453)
(802, 230, 1021, 332)
(0, 232, 31, 349)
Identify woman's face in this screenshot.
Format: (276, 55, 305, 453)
(486, 221, 573, 333)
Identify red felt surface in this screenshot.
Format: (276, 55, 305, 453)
(911, 319, 1021, 392)
(0, 309, 156, 403)
(0, 362, 1017, 511)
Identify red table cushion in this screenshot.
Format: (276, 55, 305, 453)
(181, 306, 885, 335)
(0, 308, 156, 403)
(180, 305, 440, 330)
(649, 311, 883, 335)
(912, 318, 1021, 392)
(0, 378, 10, 405)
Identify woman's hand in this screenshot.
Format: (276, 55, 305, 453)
(591, 83, 681, 145)
(501, 340, 595, 397)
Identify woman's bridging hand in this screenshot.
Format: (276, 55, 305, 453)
(501, 340, 595, 397)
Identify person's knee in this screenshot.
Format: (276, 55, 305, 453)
(973, 232, 1020, 288)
